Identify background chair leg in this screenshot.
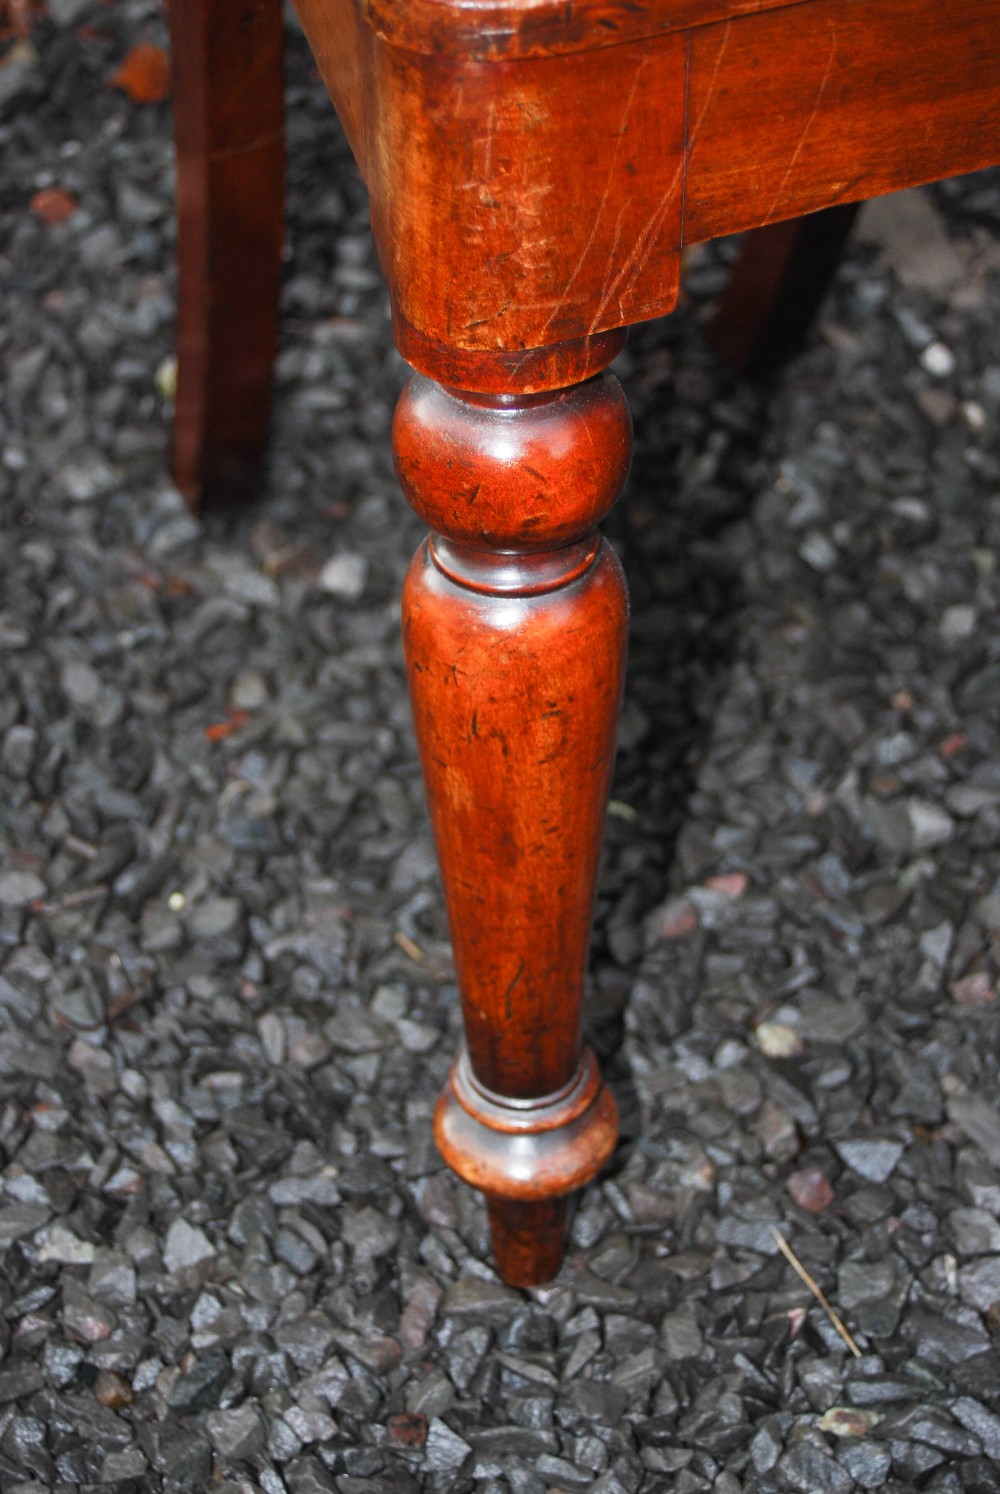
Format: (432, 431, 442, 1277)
(707, 202, 860, 376)
(169, 0, 285, 512)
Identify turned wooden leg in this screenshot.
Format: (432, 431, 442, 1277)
(169, 0, 285, 511)
(394, 359, 631, 1285)
(708, 203, 860, 375)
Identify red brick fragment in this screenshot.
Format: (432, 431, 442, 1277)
(30, 187, 78, 225)
(786, 1166, 834, 1214)
(388, 1413, 428, 1448)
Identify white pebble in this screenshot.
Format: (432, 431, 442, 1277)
(0, 869, 46, 908)
(754, 1021, 804, 1059)
(318, 552, 368, 600)
(230, 670, 270, 710)
(940, 604, 976, 643)
(920, 341, 956, 378)
(37, 1224, 96, 1264)
(907, 799, 954, 850)
(257, 1011, 286, 1065)
(799, 530, 838, 572)
(60, 659, 101, 708)
(163, 1218, 215, 1274)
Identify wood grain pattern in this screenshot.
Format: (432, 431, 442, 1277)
(391, 319, 628, 398)
(486, 1197, 568, 1288)
(366, 35, 686, 360)
(359, 0, 807, 61)
(294, 0, 1000, 376)
(684, 0, 1000, 244)
(170, 0, 285, 509)
(404, 538, 625, 1087)
(294, 0, 686, 369)
(397, 364, 629, 1281)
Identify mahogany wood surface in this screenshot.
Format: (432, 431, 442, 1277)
(293, 0, 1000, 379)
(397, 367, 629, 1280)
(359, 0, 808, 61)
(366, 33, 687, 374)
(486, 1197, 569, 1288)
(170, 0, 285, 511)
(683, 0, 1000, 245)
(273, 0, 1000, 1281)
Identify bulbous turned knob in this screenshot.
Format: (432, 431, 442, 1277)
(392, 372, 632, 553)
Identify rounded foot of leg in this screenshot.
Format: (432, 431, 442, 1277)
(487, 1195, 568, 1287)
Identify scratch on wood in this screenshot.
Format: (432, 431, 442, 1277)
(503, 956, 525, 1022)
(574, 18, 722, 334)
(482, 98, 497, 182)
(679, 28, 691, 243)
(588, 174, 679, 331)
(763, 28, 838, 223)
(685, 17, 731, 157)
(535, 53, 655, 341)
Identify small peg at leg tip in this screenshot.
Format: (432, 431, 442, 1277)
(486, 1195, 568, 1288)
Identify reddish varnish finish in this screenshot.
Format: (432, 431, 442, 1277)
(392, 320, 628, 399)
(294, 0, 689, 359)
(170, 0, 285, 511)
(397, 360, 629, 1282)
(683, 0, 1000, 246)
(290, 0, 999, 374)
(366, 36, 687, 357)
(359, 0, 807, 61)
(487, 1197, 567, 1288)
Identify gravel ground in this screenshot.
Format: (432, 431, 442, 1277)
(3, 5, 1000, 1492)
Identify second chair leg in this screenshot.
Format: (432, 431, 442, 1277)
(169, 0, 285, 511)
(708, 202, 860, 375)
(394, 360, 631, 1285)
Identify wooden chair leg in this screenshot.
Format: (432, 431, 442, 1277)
(708, 202, 860, 375)
(169, 0, 285, 512)
(394, 353, 629, 1285)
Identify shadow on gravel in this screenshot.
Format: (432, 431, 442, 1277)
(588, 299, 785, 1158)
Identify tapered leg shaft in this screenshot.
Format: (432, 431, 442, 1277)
(394, 359, 632, 1283)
